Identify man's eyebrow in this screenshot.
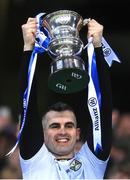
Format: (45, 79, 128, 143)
(48, 123, 60, 127)
(65, 122, 76, 127)
(48, 122, 75, 127)
(65, 122, 75, 125)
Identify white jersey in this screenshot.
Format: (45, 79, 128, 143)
(20, 142, 108, 179)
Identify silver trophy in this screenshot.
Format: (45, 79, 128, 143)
(42, 10, 89, 94)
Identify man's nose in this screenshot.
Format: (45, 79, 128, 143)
(59, 126, 66, 134)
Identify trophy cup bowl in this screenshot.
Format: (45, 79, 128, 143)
(42, 10, 89, 94)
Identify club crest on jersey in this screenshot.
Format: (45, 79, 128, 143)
(70, 159, 82, 171)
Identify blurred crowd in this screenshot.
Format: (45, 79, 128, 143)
(0, 105, 130, 179)
(105, 109, 130, 179)
(0, 105, 22, 179)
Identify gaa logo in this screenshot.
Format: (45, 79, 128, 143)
(103, 48, 111, 57)
(88, 97, 97, 107)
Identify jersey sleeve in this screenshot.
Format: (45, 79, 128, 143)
(19, 51, 44, 160)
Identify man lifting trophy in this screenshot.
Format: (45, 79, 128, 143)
(7, 8, 121, 180)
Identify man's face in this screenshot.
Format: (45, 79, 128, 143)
(43, 110, 80, 159)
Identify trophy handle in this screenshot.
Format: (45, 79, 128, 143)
(82, 18, 93, 49)
(83, 18, 91, 26)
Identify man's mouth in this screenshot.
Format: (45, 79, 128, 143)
(56, 138, 69, 143)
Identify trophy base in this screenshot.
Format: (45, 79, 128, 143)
(48, 56, 89, 94)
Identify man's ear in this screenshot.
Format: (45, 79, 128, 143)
(76, 128, 81, 140)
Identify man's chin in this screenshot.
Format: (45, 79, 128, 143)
(54, 148, 74, 158)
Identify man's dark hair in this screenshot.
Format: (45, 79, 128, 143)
(47, 101, 75, 113)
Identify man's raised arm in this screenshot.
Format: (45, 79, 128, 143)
(19, 18, 44, 159)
